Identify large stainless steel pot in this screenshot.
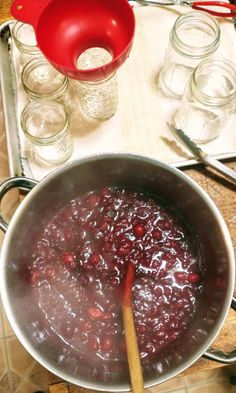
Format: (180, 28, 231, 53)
(0, 153, 235, 391)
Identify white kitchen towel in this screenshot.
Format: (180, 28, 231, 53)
(10, 5, 236, 180)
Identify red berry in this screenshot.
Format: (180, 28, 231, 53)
(187, 273, 201, 284)
(101, 337, 112, 351)
(63, 252, 76, 268)
(88, 307, 103, 318)
(133, 223, 146, 238)
(87, 194, 100, 207)
(89, 252, 101, 265)
(174, 271, 187, 282)
(152, 229, 162, 240)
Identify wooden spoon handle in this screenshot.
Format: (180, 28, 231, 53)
(122, 303, 144, 393)
(122, 263, 144, 393)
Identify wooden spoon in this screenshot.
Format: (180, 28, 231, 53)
(122, 263, 144, 393)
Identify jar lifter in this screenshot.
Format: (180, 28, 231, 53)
(134, 0, 236, 17)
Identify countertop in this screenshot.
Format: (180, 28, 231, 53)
(0, 1, 236, 392)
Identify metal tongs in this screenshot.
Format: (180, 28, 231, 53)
(168, 124, 236, 187)
(134, 0, 236, 17)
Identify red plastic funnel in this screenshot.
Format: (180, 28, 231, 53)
(11, 0, 135, 81)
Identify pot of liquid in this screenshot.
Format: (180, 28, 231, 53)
(0, 153, 235, 390)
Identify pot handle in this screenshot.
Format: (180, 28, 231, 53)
(0, 177, 38, 233)
(203, 297, 236, 364)
(11, 0, 51, 28)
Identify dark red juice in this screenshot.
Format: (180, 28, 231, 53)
(28, 187, 202, 364)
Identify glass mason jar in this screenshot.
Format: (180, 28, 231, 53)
(12, 21, 42, 62)
(76, 47, 118, 120)
(158, 12, 220, 99)
(21, 101, 73, 164)
(175, 58, 236, 143)
(21, 58, 72, 114)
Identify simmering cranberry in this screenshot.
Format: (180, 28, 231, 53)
(133, 223, 146, 238)
(174, 271, 187, 282)
(87, 194, 100, 207)
(152, 229, 162, 240)
(28, 186, 202, 367)
(88, 307, 103, 318)
(88, 253, 101, 265)
(101, 337, 113, 352)
(63, 252, 76, 268)
(187, 273, 202, 284)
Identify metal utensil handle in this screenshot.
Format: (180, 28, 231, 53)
(0, 177, 38, 233)
(202, 155, 236, 187)
(203, 297, 236, 363)
(130, 0, 176, 5)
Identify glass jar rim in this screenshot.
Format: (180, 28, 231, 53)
(21, 101, 69, 145)
(170, 11, 220, 59)
(12, 21, 40, 55)
(190, 57, 236, 107)
(21, 58, 68, 97)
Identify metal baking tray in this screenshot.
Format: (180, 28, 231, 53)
(0, 21, 25, 177)
(1, 18, 236, 180)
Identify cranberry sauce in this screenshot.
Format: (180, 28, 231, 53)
(29, 187, 202, 363)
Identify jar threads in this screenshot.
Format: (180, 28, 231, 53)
(21, 58, 71, 113)
(12, 21, 41, 59)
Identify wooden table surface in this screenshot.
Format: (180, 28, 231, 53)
(0, 2, 235, 392)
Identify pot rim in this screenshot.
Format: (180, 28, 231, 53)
(0, 152, 235, 390)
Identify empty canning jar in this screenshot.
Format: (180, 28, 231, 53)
(76, 48, 118, 120)
(21, 101, 73, 164)
(175, 58, 236, 143)
(158, 12, 220, 98)
(21, 58, 71, 113)
(12, 21, 41, 61)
